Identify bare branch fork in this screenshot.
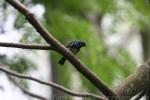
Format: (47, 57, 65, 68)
(0, 42, 54, 50)
(4, 0, 118, 99)
(0, 64, 104, 100)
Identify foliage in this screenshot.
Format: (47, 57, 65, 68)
(0, 54, 36, 73)
(130, 0, 150, 30)
(20, 25, 45, 44)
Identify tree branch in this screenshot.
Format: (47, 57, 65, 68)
(4, 0, 118, 99)
(7, 76, 48, 100)
(115, 58, 150, 99)
(0, 42, 54, 50)
(0, 64, 104, 100)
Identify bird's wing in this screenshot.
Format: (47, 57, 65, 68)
(66, 41, 75, 48)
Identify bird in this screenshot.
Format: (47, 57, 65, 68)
(58, 40, 86, 65)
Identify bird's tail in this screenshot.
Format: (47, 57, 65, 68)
(58, 57, 66, 65)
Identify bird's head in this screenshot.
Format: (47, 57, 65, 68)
(77, 40, 86, 48)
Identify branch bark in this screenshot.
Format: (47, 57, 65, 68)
(0, 64, 104, 100)
(0, 42, 54, 50)
(4, 0, 118, 99)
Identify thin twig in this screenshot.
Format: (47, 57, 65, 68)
(0, 64, 104, 100)
(4, 0, 118, 99)
(0, 42, 54, 50)
(133, 89, 146, 100)
(7, 76, 48, 100)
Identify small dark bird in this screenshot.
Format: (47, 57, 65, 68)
(58, 40, 86, 65)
